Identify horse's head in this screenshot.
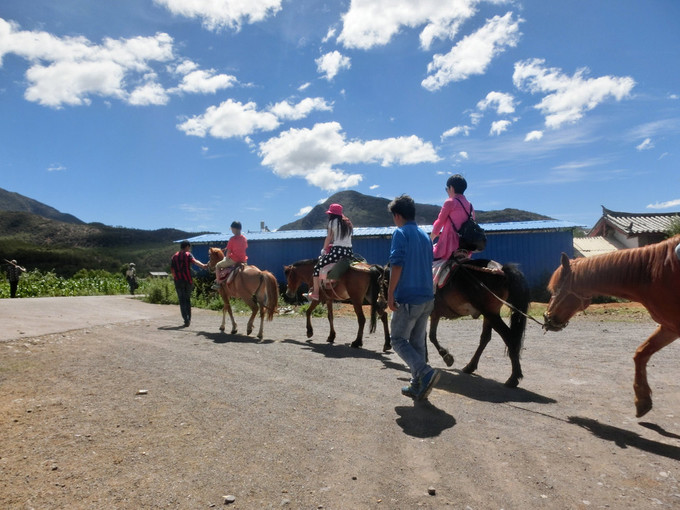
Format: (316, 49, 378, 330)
(543, 253, 592, 332)
(207, 247, 225, 270)
(283, 264, 301, 300)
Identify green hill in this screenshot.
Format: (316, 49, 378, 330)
(278, 190, 551, 230)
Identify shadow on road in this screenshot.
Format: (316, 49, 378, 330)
(282, 337, 391, 361)
(194, 330, 275, 345)
(569, 416, 680, 461)
(395, 400, 456, 438)
(436, 369, 556, 405)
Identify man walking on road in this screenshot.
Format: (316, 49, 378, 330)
(386, 195, 440, 401)
(170, 241, 208, 327)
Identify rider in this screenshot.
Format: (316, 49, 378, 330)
(431, 174, 475, 261)
(306, 203, 353, 302)
(214, 221, 248, 287)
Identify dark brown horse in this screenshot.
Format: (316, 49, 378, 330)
(283, 259, 390, 351)
(544, 235, 680, 417)
(428, 259, 531, 388)
(208, 248, 279, 340)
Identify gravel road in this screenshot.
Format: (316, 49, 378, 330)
(1, 296, 679, 509)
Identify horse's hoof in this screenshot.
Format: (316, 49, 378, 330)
(306, 329, 314, 339)
(219, 326, 225, 332)
(635, 399, 653, 418)
(326, 337, 334, 344)
(257, 335, 263, 341)
(504, 378, 519, 388)
(230, 329, 237, 335)
(442, 353, 454, 367)
(382, 343, 391, 352)
(462, 364, 475, 374)
(350, 340, 363, 349)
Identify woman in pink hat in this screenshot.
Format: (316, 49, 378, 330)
(306, 203, 353, 301)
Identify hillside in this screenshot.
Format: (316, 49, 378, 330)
(278, 190, 551, 230)
(0, 188, 83, 224)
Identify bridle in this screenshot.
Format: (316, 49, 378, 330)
(543, 276, 591, 331)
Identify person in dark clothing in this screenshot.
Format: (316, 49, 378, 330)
(170, 241, 207, 327)
(5, 259, 26, 298)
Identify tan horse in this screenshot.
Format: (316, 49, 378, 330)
(544, 235, 680, 417)
(207, 247, 278, 340)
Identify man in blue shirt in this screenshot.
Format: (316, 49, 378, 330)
(387, 195, 440, 400)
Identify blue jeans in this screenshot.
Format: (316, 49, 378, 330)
(390, 299, 434, 381)
(174, 280, 193, 323)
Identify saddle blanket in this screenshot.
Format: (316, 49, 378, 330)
(433, 259, 504, 289)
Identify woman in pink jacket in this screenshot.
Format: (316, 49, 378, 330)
(430, 174, 475, 261)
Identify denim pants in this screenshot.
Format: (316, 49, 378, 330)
(390, 299, 434, 381)
(174, 280, 193, 323)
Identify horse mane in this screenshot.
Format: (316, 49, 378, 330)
(552, 235, 680, 291)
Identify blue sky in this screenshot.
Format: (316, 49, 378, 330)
(1, 0, 679, 233)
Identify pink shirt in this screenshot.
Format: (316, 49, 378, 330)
(432, 195, 474, 257)
(226, 234, 248, 263)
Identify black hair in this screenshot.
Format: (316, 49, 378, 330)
(180, 240, 191, 249)
(231, 221, 242, 230)
(446, 174, 468, 194)
(328, 213, 353, 238)
(388, 194, 416, 221)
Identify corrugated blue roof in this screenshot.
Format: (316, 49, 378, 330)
(179, 220, 578, 243)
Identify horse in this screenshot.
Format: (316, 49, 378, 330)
(207, 247, 279, 340)
(427, 259, 531, 388)
(543, 235, 680, 417)
(283, 258, 390, 351)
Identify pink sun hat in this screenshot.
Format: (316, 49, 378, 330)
(325, 203, 343, 216)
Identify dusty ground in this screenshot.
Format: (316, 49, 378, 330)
(1, 296, 679, 509)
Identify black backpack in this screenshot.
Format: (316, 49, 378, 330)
(454, 198, 486, 252)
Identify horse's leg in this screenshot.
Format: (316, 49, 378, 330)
(349, 300, 366, 349)
(381, 309, 391, 352)
(633, 326, 677, 417)
(479, 314, 523, 388)
(428, 313, 454, 367)
(462, 316, 494, 376)
(256, 301, 265, 340)
(305, 300, 318, 338)
(326, 298, 336, 344)
(246, 300, 257, 336)
(225, 301, 237, 335)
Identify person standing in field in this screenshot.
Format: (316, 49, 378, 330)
(5, 259, 26, 298)
(170, 241, 208, 327)
(125, 263, 138, 295)
(386, 195, 440, 401)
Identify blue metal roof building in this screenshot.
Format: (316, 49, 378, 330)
(182, 219, 577, 291)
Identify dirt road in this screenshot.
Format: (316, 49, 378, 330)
(1, 296, 679, 509)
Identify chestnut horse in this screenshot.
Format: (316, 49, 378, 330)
(283, 259, 390, 351)
(427, 259, 531, 387)
(544, 235, 680, 417)
(207, 247, 278, 340)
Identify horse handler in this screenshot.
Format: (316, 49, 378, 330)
(170, 241, 208, 327)
(386, 195, 440, 401)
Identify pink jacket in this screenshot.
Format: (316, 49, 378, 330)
(432, 195, 474, 260)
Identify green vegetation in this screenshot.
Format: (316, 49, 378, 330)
(667, 216, 680, 237)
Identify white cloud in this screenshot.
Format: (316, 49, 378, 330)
(268, 97, 333, 120)
(513, 58, 635, 129)
(315, 51, 351, 81)
(175, 68, 237, 94)
(477, 91, 515, 114)
(177, 99, 279, 138)
(636, 138, 654, 151)
(422, 12, 522, 91)
(322, 27, 337, 44)
(490, 119, 511, 135)
(441, 125, 471, 139)
(295, 206, 313, 217)
(337, 0, 478, 50)
(129, 81, 170, 105)
(369, 184, 380, 190)
(153, 0, 282, 31)
(647, 199, 680, 210)
(458, 151, 469, 159)
(524, 130, 543, 141)
(258, 121, 440, 191)
(298, 82, 311, 91)
(47, 164, 66, 172)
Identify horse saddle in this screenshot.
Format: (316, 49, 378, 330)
(217, 264, 244, 285)
(320, 258, 373, 289)
(433, 258, 504, 289)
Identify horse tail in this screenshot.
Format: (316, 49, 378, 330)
(263, 270, 279, 321)
(502, 263, 531, 355)
(368, 265, 383, 334)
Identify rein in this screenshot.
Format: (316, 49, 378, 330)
(458, 265, 545, 328)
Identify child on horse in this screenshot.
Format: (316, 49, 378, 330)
(306, 203, 353, 302)
(214, 221, 248, 287)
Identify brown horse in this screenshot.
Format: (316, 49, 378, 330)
(428, 259, 531, 388)
(283, 259, 390, 351)
(207, 247, 279, 340)
(544, 235, 680, 417)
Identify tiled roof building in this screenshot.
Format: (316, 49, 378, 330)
(589, 206, 680, 248)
